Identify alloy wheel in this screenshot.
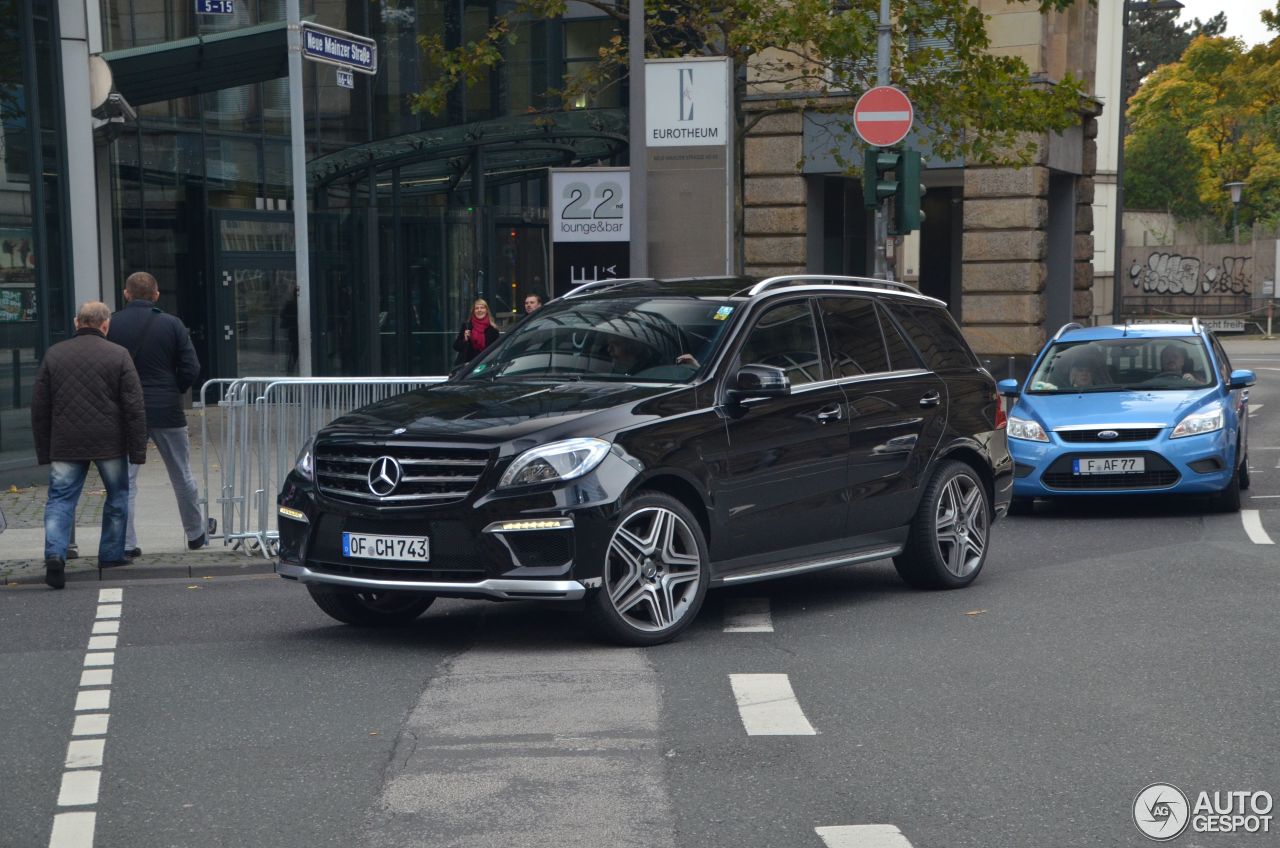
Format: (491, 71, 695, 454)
(604, 506, 703, 633)
(933, 473, 988, 578)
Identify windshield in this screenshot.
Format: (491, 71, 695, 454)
(458, 297, 739, 383)
(1027, 337, 1214, 393)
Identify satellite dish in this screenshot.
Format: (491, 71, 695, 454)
(89, 55, 114, 112)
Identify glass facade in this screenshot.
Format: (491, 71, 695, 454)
(1, 0, 72, 470)
(101, 0, 627, 386)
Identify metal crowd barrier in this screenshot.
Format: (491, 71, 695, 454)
(196, 376, 446, 558)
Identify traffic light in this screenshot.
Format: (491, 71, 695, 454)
(863, 148, 900, 209)
(893, 148, 926, 234)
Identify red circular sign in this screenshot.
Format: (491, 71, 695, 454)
(853, 86, 914, 148)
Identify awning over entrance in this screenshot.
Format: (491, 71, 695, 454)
(308, 109, 629, 190)
(102, 21, 288, 106)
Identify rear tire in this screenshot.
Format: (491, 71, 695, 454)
(586, 492, 709, 647)
(306, 585, 435, 626)
(895, 461, 991, 590)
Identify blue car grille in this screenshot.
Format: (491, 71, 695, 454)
(1041, 452, 1181, 490)
(1055, 428, 1163, 443)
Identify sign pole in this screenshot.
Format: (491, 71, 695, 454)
(874, 0, 891, 281)
(286, 0, 312, 375)
(629, 0, 647, 277)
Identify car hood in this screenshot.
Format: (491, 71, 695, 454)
(1014, 388, 1217, 429)
(320, 379, 686, 443)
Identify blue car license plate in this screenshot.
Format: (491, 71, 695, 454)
(1073, 456, 1144, 475)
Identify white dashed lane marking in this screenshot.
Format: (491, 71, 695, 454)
(56, 771, 100, 807)
(816, 824, 914, 847)
(724, 597, 774, 632)
(729, 673, 817, 736)
(64, 740, 105, 770)
(48, 812, 95, 848)
(1249, 403, 1263, 417)
(1242, 510, 1275, 545)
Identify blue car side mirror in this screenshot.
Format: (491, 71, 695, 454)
(997, 378, 1020, 396)
(1229, 369, 1256, 389)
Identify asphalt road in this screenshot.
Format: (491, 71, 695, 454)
(2, 353, 1277, 848)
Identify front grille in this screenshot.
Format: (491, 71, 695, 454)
(1041, 451, 1180, 490)
(1055, 428, 1163, 443)
(315, 443, 490, 507)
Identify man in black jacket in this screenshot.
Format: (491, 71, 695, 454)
(106, 272, 206, 555)
(31, 301, 147, 588)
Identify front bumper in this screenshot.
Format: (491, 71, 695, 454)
(1010, 428, 1235, 497)
(276, 561, 586, 599)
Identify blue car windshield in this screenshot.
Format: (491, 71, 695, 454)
(1027, 338, 1215, 393)
(459, 297, 739, 382)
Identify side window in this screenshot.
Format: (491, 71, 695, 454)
(877, 304, 922, 371)
(737, 300, 824, 387)
(1210, 336, 1232, 385)
(819, 297, 890, 377)
(885, 302, 978, 372)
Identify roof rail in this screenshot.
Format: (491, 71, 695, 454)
(1052, 322, 1084, 341)
(1191, 316, 1202, 334)
(749, 274, 920, 297)
(561, 278, 652, 299)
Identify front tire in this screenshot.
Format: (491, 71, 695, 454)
(306, 585, 435, 626)
(1239, 451, 1251, 491)
(895, 461, 991, 590)
(586, 492, 709, 646)
(1216, 463, 1242, 513)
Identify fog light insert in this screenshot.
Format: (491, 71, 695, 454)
(278, 506, 309, 522)
(1189, 458, 1223, 474)
(484, 517, 574, 533)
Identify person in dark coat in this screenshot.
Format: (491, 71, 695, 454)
(31, 301, 147, 588)
(452, 298, 499, 366)
(106, 271, 206, 556)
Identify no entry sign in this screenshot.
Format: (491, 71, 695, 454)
(854, 86, 913, 148)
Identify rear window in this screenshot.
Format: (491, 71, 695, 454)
(884, 302, 978, 372)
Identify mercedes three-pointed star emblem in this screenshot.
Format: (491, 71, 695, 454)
(367, 456, 402, 497)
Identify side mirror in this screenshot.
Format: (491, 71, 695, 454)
(727, 364, 790, 402)
(1229, 369, 1256, 389)
(997, 378, 1021, 396)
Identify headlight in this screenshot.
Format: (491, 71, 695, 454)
(1171, 405, 1224, 439)
(295, 438, 315, 480)
(1007, 416, 1049, 442)
(498, 438, 611, 489)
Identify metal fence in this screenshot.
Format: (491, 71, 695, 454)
(196, 376, 446, 558)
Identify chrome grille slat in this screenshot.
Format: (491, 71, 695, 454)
(315, 442, 490, 507)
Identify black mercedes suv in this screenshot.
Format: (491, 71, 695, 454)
(276, 275, 1012, 645)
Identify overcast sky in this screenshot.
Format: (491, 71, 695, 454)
(1173, 0, 1276, 46)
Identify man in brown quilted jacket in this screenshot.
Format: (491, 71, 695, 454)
(31, 302, 147, 589)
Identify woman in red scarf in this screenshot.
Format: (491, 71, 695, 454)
(452, 298, 500, 366)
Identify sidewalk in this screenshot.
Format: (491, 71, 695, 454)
(1, 417, 273, 585)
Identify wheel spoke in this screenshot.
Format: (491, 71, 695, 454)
(608, 559, 643, 604)
(960, 481, 983, 519)
(651, 584, 674, 628)
(947, 532, 967, 575)
(613, 584, 649, 616)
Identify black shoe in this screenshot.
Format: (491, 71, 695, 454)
(125, 547, 142, 559)
(187, 534, 207, 550)
(45, 558, 66, 590)
(98, 559, 130, 569)
(65, 545, 79, 560)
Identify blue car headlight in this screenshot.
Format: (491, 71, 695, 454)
(1008, 415, 1049, 442)
(1171, 404, 1224, 439)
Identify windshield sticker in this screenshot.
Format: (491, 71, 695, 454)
(472, 363, 487, 373)
(713, 306, 734, 321)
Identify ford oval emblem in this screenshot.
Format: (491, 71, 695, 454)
(1097, 430, 1119, 440)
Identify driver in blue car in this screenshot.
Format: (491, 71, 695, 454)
(1158, 345, 1197, 382)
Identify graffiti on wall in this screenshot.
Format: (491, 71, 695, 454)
(1129, 252, 1252, 296)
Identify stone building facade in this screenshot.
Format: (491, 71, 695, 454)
(741, 0, 1102, 362)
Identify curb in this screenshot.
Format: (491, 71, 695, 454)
(2, 552, 277, 586)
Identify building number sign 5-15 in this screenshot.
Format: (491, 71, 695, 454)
(559, 181, 624, 221)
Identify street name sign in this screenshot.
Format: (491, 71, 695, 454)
(196, 0, 235, 14)
(301, 22, 377, 75)
(854, 86, 913, 148)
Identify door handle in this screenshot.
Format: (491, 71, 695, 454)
(919, 391, 941, 408)
(816, 405, 843, 423)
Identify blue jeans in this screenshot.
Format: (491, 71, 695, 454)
(44, 457, 130, 562)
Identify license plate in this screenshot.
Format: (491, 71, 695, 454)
(1073, 456, 1144, 475)
(342, 532, 430, 562)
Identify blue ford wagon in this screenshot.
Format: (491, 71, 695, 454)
(999, 321, 1255, 513)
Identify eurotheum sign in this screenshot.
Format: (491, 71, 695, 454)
(645, 58, 729, 147)
(301, 22, 377, 75)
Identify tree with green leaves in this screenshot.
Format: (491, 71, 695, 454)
(1125, 32, 1280, 228)
(411, 0, 1091, 170)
